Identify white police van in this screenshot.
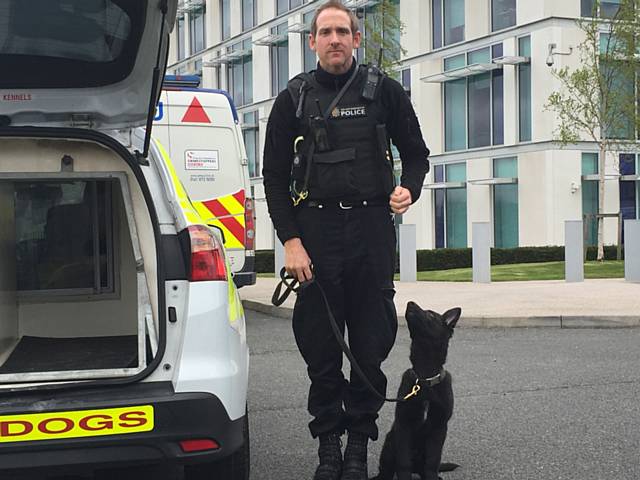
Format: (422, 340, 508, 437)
(0, 1, 249, 478)
(153, 76, 256, 288)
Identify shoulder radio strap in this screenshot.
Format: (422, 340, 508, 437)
(321, 64, 362, 120)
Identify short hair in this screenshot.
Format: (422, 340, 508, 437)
(310, 1, 359, 38)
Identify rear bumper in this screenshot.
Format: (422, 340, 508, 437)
(0, 382, 244, 474)
(233, 256, 256, 288)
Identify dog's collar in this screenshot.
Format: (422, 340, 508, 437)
(403, 368, 447, 401)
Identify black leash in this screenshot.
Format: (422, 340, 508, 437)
(272, 268, 446, 403)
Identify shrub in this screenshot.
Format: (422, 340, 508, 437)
(254, 245, 623, 273)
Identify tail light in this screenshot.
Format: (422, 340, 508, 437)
(187, 225, 226, 282)
(244, 197, 255, 252)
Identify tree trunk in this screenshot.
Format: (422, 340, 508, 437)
(597, 146, 606, 261)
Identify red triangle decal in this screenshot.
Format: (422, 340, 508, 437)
(181, 97, 211, 123)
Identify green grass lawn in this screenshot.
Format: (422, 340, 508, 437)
(402, 261, 624, 282)
(260, 261, 624, 282)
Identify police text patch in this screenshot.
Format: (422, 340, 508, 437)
(331, 105, 367, 119)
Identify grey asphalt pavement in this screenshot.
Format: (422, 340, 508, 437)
(247, 310, 640, 480)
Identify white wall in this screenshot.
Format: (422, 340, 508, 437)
(466, 0, 490, 40)
(402, 0, 430, 55)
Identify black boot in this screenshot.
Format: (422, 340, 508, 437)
(313, 433, 343, 480)
(341, 432, 368, 480)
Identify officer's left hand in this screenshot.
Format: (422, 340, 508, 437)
(389, 186, 412, 214)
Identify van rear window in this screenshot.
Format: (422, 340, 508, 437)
(0, 0, 146, 88)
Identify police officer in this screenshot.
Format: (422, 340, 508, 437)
(263, 2, 429, 479)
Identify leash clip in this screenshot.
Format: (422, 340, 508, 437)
(403, 380, 421, 401)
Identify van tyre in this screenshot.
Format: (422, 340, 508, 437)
(184, 412, 250, 480)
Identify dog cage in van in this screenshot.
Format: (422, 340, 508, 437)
(0, 172, 156, 383)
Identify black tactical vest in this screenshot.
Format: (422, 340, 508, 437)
(287, 65, 394, 201)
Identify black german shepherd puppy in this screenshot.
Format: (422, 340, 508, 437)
(372, 302, 461, 480)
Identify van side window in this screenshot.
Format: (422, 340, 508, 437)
(15, 180, 116, 295)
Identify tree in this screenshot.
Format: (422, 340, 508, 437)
(357, 0, 406, 73)
(544, 0, 640, 261)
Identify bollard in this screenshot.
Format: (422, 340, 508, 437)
(624, 219, 640, 282)
(565, 220, 584, 282)
(472, 222, 491, 283)
(274, 232, 284, 278)
(399, 224, 417, 282)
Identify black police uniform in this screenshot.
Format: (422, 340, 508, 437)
(263, 60, 429, 441)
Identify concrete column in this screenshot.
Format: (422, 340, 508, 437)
(624, 219, 640, 282)
(399, 224, 417, 282)
(472, 222, 491, 283)
(565, 220, 584, 282)
(274, 233, 284, 278)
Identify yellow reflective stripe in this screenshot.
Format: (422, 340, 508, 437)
(191, 201, 217, 223)
(226, 262, 244, 324)
(155, 141, 189, 200)
(155, 140, 204, 224)
(218, 194, 244, 218)
(206, 217, 244, 249)
(192, 200, 245, 249)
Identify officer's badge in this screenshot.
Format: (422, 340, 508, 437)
(331, 105, 367, 119)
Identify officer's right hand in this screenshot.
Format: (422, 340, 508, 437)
(284, 237, 313, 283)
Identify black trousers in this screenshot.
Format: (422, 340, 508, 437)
(292, 204, 398, 440)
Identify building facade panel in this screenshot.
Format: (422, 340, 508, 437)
(166, 0, 639, 251)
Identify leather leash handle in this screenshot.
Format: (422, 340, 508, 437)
(271, 268, 299, 306)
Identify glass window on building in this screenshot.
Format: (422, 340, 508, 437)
(434, 163, 467, 248)
(302, 11, 316, 72)
(176, 15, 186, 60)
(493, 157, 519, 248)
(277, 0, 303, 15)
(444, 0, 465, 46)
(432, 0, 464, 48)
(581, 0, 596, 16)
(271, 23, 289, 97)
(242, 0, 257, 31)
(581, 152, 599, 246)
(601, 0, 621, 18)
(518, 36, 532, 142)
(190, 4, 206, 54)
(491, 0, 516, 31)
(402, 68, 411, 98)
(353, 0, 401, 66)
(432, 0, 443, 49)
(581, 0, 621, 18)
(221, 0, 230, 40)
(619, 153, 638, 243)
(443, 55, 465, 151)
(243, 111, 260, 178)
(444, 46, 504, 152)
(467, 48, 491, 149)
(226, 39, 253, 107)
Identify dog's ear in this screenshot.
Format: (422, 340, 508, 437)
(405, 302, 427, 338)
(442, 307, 461, 330)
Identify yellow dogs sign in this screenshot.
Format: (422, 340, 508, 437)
(0, 406, 154, 443)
